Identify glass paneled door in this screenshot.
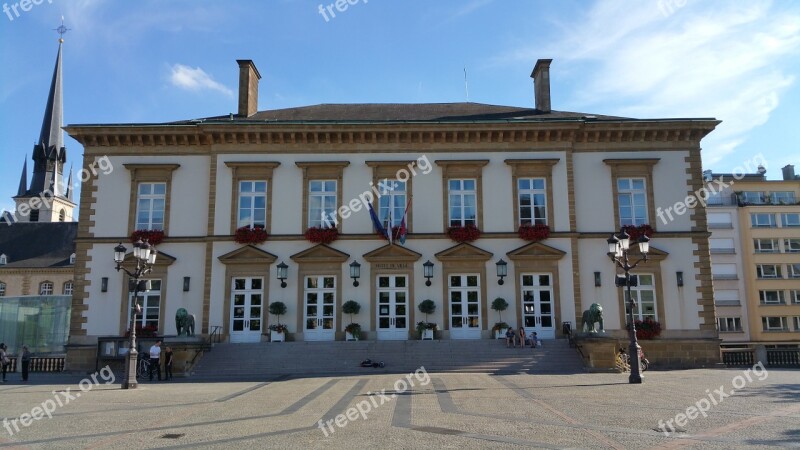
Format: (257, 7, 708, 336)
(230, 277, 263, 343)
(521, 274, 555, 339)
(304, 276, 336, 341)
(377, 275, 408, 340)
(449, 274, 481, 339)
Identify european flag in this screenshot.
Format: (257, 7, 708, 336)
(368, 202, 387, 239)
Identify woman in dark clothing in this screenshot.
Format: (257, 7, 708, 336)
(0, 343, 9, 383)
(21, 346, 31, 382)
(164, 346, 174, 380)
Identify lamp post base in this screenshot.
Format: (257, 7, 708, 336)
(121, 349, 139, 389)
(628, 341, 643, 384)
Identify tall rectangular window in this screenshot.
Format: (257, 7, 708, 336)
(238, 181, 267, 228)
(518, 178, 547, 225)
(626, 273, 657, 321)
(754, 239, 779, 253)
(750, 213, 776, 228)
(617, 178, 648, 226)
(308, 180, 337, 228)
(128, 279, 162, 330)
(448, 179, 477, 227)
(762, 316, 787, 331)
(788, 264, 800, 279)
(782, 213, 800, 227)
(792, 290, 800, 304)
(63, 281, 74, 296)
(378, 180, 407, 228)
(136, 182, 166, 230)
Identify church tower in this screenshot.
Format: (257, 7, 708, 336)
(12, 29, 76, 223)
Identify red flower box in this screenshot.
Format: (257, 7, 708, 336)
(305, 227, 339, 244)
(234, 226, 269, 245)
(125, 324, 158, 338)
(627, 318, 662, 340)
(379, 226, 405, 241)
(130, 229, 165, 246)
(518, 223, 550, 241)
(447, 224, 481, 243)
(621, 224, 655, 241)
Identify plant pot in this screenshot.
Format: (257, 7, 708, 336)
(421, 329, 434, 340)
(494, 330, 505, 340)
(345, 331, 359, 341)
(270, 331, 285, 342)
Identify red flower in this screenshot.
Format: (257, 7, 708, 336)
(130, 229, 165, 246)
(305, 227, 339, 244)
(234, 226, 269, 245)
(628, 318, 662, 340)
(518, 223, 550, 241)
(621, 224, 655, 241)
(447, 224, 481, 243)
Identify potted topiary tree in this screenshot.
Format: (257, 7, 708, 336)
(342, 300, 362, 341)
(416, 299, 437, 340)
(491, 297, 509, 339)
(268, 301, 288, 342)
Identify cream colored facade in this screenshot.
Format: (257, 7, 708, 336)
(63, 59, 722, 368)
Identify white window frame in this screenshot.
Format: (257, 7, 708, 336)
(715, 289, 740, 305)
(308, 180, 337, 228)
(69, 253, 76, 264)
(378, 179, 407, 228)
(741, 191, 766, 204)
(0, 254, 6, 265)
(756, 264, 782, 279)
(771, 191, 796, 204)
(517, 177, 548, 226)
(792, 290, 800, 304)
(712, 263, 738, 280)
(448, 179, 478, 227)
(781, 213, 800, 227)
(762, 316, 787, 331)
(128, 279, 162, 330)
(759, 290, 785, 305)
(794, 316, 800, 331)
(718, 317, 743, 332)
(750, 213, 776, 228)
(238, 180, 268, 229)
(709, 238, 736, 254)
(63, 281, 74, 296)
(626, 273, 657, 321)
(39, 281, 54, 295)
(754, 239, 779, 253)
(617, 177, 648, 226)
(785, 239, 800, 253)
(788, 264, 800, 279)
(135, 182, 166, 230)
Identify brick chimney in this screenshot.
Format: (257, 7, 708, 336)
(782, 164, 796, 181)
(531, 59, 553, 113)
(236, 60, 261, 117)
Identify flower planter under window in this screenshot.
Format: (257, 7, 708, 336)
(130, 230, 165, 246)
(447, 224, 481, 243)
(518, 223, 550, 242)
(621, 224, 655, 241)
(305, 227, 339, 244)
(234, 226, 268, 245)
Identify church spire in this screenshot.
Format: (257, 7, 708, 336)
(65, 164, 74, 201)
(17, 157, 28, 196)
(29, 28, 67, 196)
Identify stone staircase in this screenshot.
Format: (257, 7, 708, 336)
(190, 338, 585, 380)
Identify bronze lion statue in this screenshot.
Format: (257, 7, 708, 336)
(581, 303, 604, 333)
(176, 308, 195, 336)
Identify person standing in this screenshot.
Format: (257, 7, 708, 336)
(164, 346, 173, 381)
(20, 345, 31, 382)
(148, 340, 162, 381)
(0, 343, 9, 383)
(518, 327, 527, 348)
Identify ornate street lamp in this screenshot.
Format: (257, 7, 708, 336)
(276, 261, 288, 288)
(496, 259, 508, 285)
(114, 239, 157, 389)
(423, 260, 434, 287)
(607, 228, 650, 384)
(349, 260, 361, 287)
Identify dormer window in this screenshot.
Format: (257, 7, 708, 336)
(69, 253, 76, 265)
(0, 254, 6, 265)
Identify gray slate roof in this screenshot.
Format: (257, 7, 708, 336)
(0, 222, 77, 268)
(180, 102, 628, 124)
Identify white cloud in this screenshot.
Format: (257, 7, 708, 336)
(169, 64, 233, 97)
(493, 0, 800, 166)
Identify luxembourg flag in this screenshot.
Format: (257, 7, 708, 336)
(397, 198, 411, 245)
(368, 202, 388, 240)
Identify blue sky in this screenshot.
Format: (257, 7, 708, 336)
(1, 0, 799, 215)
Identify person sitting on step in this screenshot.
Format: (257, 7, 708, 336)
(505, 327, 517, 348)
(530, 331, 539, 348)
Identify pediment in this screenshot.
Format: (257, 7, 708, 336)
(363, 243, 422, 263)
(435, 242, 493, 262)
(218, 245, 277, 265)
(506, 241, 566, 261)
(124, 250, 176, 267)
(291, 244, 350, 263)
(627, 245, 669, 261)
